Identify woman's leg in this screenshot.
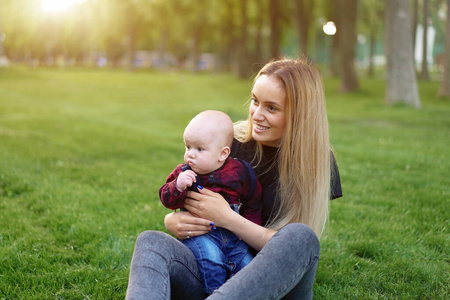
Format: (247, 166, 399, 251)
(207, 223, 320, 300)
(126, 231, 205, 300)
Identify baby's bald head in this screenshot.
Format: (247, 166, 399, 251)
(184, 110, 234, 148)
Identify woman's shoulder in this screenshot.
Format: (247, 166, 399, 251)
(231, 138, 256, 150)
(231, 138, 256, 160)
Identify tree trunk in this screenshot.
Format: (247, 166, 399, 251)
(338, 0, 359, 92)
(294, 0, 312, 57)
(191, 27, 201, 73)
(269, 0, 281, 59)
(126, 27, 136, 71)
(255, 0, 264, 64)
(329, 0, 340, 77)
(159, 27, 169, 71)
(237, 0, 249, 78)
(412, 0, 418, 57)
(438, 0, 450, 97)
(219, 0, 235, 72)
(219, 27, 232, 72)
(420, 0, 430, 81)
(0, 0, 4, 57)
(385, 0, 421, 108)
(367, 28, 375, 77)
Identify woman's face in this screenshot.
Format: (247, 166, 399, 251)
(250, 75, 287, 147)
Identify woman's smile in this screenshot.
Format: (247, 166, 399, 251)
(254, 123, 270, 131)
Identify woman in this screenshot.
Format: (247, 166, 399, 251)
(126, 58, 342, 300)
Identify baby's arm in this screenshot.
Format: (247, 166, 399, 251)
(159, 165, 190, 210)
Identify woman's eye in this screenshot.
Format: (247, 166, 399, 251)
(251, 98, 259, 105)
(268, 106, 277, 112)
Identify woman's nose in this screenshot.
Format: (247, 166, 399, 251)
(252, 106, 264, 121)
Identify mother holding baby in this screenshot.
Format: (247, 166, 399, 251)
(126, 58, 342, 300)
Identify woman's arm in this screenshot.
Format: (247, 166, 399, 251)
(184, 188, 277, 251)
(164, 211, 214, 240)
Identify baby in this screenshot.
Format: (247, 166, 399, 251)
(159, 110, 262, 294)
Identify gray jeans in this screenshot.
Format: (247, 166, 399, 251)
(126, 223, 320, 300)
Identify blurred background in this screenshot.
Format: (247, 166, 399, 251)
(1, 2, 449, 298)
(0, 0, 447, 80)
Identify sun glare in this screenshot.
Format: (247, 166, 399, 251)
(41, 0, 86, 13)
(323, 21, 337, 36)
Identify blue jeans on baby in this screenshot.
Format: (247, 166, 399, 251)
(182, 204, 253, 294)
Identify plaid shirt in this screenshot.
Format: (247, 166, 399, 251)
(159, 157, 262, 225)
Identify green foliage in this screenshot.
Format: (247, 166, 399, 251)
(0, 0, 229, 64)
(0, 68, 448, 299)
(0, 0, 359, 66)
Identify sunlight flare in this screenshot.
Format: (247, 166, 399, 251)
(40, 0, 86, 13)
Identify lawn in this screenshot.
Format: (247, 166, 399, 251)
(0, 66, 448, 299)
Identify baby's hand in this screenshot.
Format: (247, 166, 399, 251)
(176, 170, 197, 192)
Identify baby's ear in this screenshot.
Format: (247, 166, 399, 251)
(219, 146, 231, 162)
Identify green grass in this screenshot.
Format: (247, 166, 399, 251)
(0, 66, 448, 299)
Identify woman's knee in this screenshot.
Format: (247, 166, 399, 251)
(136, 230, 165, 243)
(134, 230, 175, 253)
(276, 223, 320, 255)
(136, 230, 161, 245)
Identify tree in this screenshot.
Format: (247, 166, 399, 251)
(412, 0, 419, 57)
(293, 0, 314, 57)
(61, 1, 92, 65)
(148, 0, 175, 70)
(0, 0, 4, 58)
(360, 0, 384, 77)
(328, 0, 341, 76)
(187, 4, 205, 73)
(438, 0, 450, 97)
(253, 0, 265, 65)
(0, 0, 10, 67)
(214, 0, 237, 71)
(237, 0, 249, 77)
(421, 0, 431, 80)
(337, 0, 359, 92)
(269, 0, 281, 58)
(385, 0, 421, 108)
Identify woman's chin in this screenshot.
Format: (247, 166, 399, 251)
(253, 135, 281, 147)
(253, 129, 264, 137)
(253, 131, 267, 142)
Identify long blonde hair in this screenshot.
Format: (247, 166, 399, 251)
(235, 58, 331, 238)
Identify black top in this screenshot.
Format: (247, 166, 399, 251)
(231, 139, 343, 226)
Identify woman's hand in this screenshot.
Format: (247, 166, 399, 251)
(183, 187, 278, 250)
(164, 211, 214, 240)
(184, 188, 234, 228)
(185, 187, 277, 251)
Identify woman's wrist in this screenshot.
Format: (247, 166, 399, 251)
(221, 210, 246, 231)
(222, 212, 277, 251)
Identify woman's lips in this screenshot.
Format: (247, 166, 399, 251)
(254, 123, 269, 132)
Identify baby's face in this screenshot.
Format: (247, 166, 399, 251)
(183, 126, 226, 175)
